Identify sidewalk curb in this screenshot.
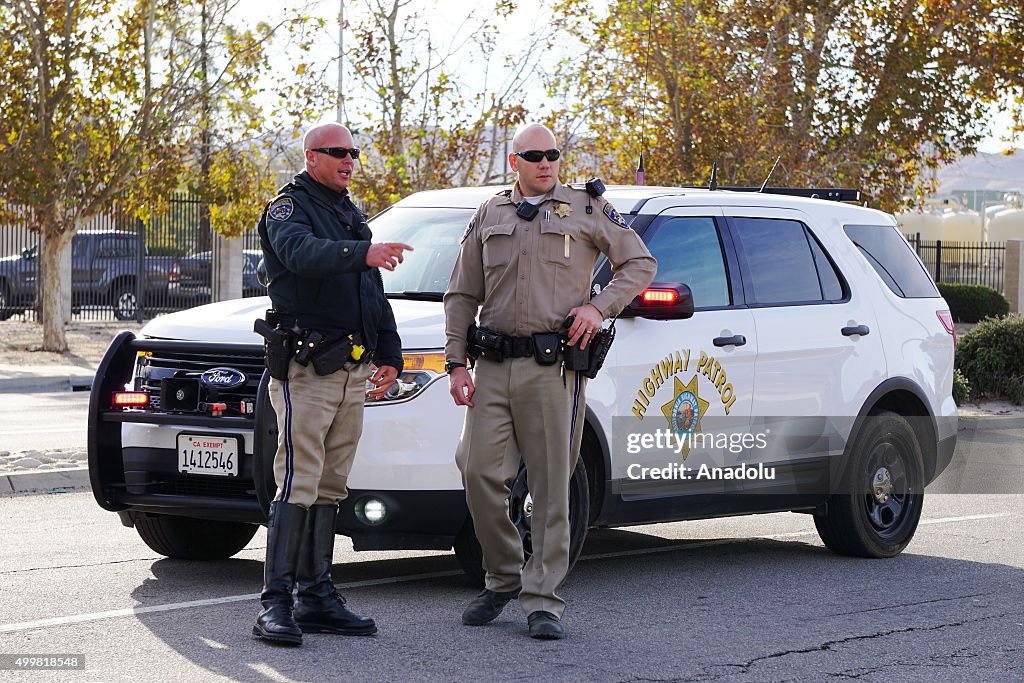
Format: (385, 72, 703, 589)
(1, 467, 90, 496)
(0, 369, 95, 394)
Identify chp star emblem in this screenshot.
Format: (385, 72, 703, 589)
(554, 203, 572, 218)
(268, 197, 294, 222)
(661, 375, 710, 460)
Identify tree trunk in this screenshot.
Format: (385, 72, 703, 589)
(40, 227, 74, 352)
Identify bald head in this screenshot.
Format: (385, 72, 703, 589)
(303, 122, 357, 193)
(511, 123, 556, 153)
(509, 123, 560, 197)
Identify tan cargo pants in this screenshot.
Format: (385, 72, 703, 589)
(268, 360, 373, 508)
(455, 356, 587, 618)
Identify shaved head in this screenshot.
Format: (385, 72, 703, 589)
(302, 122, 358, 193)
(511, 123, 556, 153)
(509, 123, 560, 196)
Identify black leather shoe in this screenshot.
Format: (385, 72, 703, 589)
(294, 504, 377, 636)
(527, 611, 565, 640)
(253, 502, 308, 646)
(462, 588, 520, 626)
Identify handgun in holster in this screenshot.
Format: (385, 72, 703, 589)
(254, 314, 296, 381)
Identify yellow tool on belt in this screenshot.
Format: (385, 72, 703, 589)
(348, 334, 366, 361)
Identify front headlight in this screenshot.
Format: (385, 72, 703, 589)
(366, 350, 446, 404)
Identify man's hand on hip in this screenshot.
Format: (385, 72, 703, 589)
(366, 242, 413, 271)
(448, 367, 475, 407)
(566, 303, 604, 350)
(366, 364, 400, 400)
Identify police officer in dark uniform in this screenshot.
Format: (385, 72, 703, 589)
(253, 122, 413, 646)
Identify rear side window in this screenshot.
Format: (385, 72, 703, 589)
(730, 217, 844, 305)
(844, 225, 939, 298)
(642, 216, 730, 308)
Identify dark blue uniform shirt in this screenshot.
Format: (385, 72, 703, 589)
(258, 171, 403, 372)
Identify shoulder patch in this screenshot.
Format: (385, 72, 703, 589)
(603, 202, 628, 229)
(268, 197, 294, 222)
(461, 216, 476, 243)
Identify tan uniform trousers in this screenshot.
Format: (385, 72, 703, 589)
(268, 359, 373, 509)
(456, 356, 587, 618)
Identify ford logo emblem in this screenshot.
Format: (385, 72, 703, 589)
(201, 367, 247, 389)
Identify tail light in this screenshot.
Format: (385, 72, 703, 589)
(936, 310, 956, 348)
(169, 262, 180, 283)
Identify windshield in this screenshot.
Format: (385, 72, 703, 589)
(369, 206, 474, 297)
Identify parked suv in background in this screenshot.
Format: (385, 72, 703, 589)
(168, 249, 265, 304)
(0, 230, 175, 320)
(88, 185, 957, 583)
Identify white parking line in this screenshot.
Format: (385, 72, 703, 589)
(0, 513, 1008, 635)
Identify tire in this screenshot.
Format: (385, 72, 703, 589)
(112, 281, 138, 320)
(132, 512, 258, 560)
(0, 282, 13, 321)
(815, 410, 925, 558)
(454, 456, 590, 587)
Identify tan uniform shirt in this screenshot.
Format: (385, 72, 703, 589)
(444, 181, 657, 364)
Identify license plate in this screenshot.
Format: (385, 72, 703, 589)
(177, 433, 239, 477)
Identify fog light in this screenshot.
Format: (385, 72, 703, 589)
(355, 497, 388, 526)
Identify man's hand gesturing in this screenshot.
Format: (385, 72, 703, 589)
(366, 242, 414, 271)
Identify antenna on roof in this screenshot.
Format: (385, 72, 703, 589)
(709, 161, 719, 191)
(635, 0, 656, 185)
(759, 156, 782, 192)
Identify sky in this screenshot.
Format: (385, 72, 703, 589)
(240, 0, 1019, 155)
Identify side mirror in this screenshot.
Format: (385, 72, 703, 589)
(620, 282, 695, 320)
(256, 258, 269, 288)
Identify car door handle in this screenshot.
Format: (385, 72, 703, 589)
(841, 325, 870, 337)
(713, 334, 747, 347)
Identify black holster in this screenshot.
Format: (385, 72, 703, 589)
(254, 316, 296, 381)
(562, 325, 615, 379)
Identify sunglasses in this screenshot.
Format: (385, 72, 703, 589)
(514, 148, 560, 163)
(311, 146, 361, 160)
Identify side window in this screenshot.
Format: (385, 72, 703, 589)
(731, 217, 839, 305)
(844, 224, 939, 298)
(642, 216, 730, 308)
(97, 239, 119, 258)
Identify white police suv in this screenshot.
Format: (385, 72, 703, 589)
(88, 184, 957, 582)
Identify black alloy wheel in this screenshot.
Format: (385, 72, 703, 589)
(815, 410, 925, 558)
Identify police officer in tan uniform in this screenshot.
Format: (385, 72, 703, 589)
(444, 123, 656, 639)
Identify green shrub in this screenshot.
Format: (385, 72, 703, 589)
(955, 314, 1024, 404)
(952, 368, 971, 405)
(937, 283, 1010, 323)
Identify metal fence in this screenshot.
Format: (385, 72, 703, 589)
(905, 234, 1006, 293)
(0, 194, 264, 322)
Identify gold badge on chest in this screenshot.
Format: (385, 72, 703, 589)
(554, 203, 572, 218)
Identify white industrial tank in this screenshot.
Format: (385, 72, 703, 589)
(895, 206, 945, 241)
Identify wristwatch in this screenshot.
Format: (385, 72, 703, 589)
(444, 361, 467, 375)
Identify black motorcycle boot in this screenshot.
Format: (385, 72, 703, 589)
(293, 503, 377, 636)
(253, 501, 308, 646)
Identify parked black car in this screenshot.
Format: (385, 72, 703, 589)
(168, 250, 265, 304)
(0, 230, 176, 320)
